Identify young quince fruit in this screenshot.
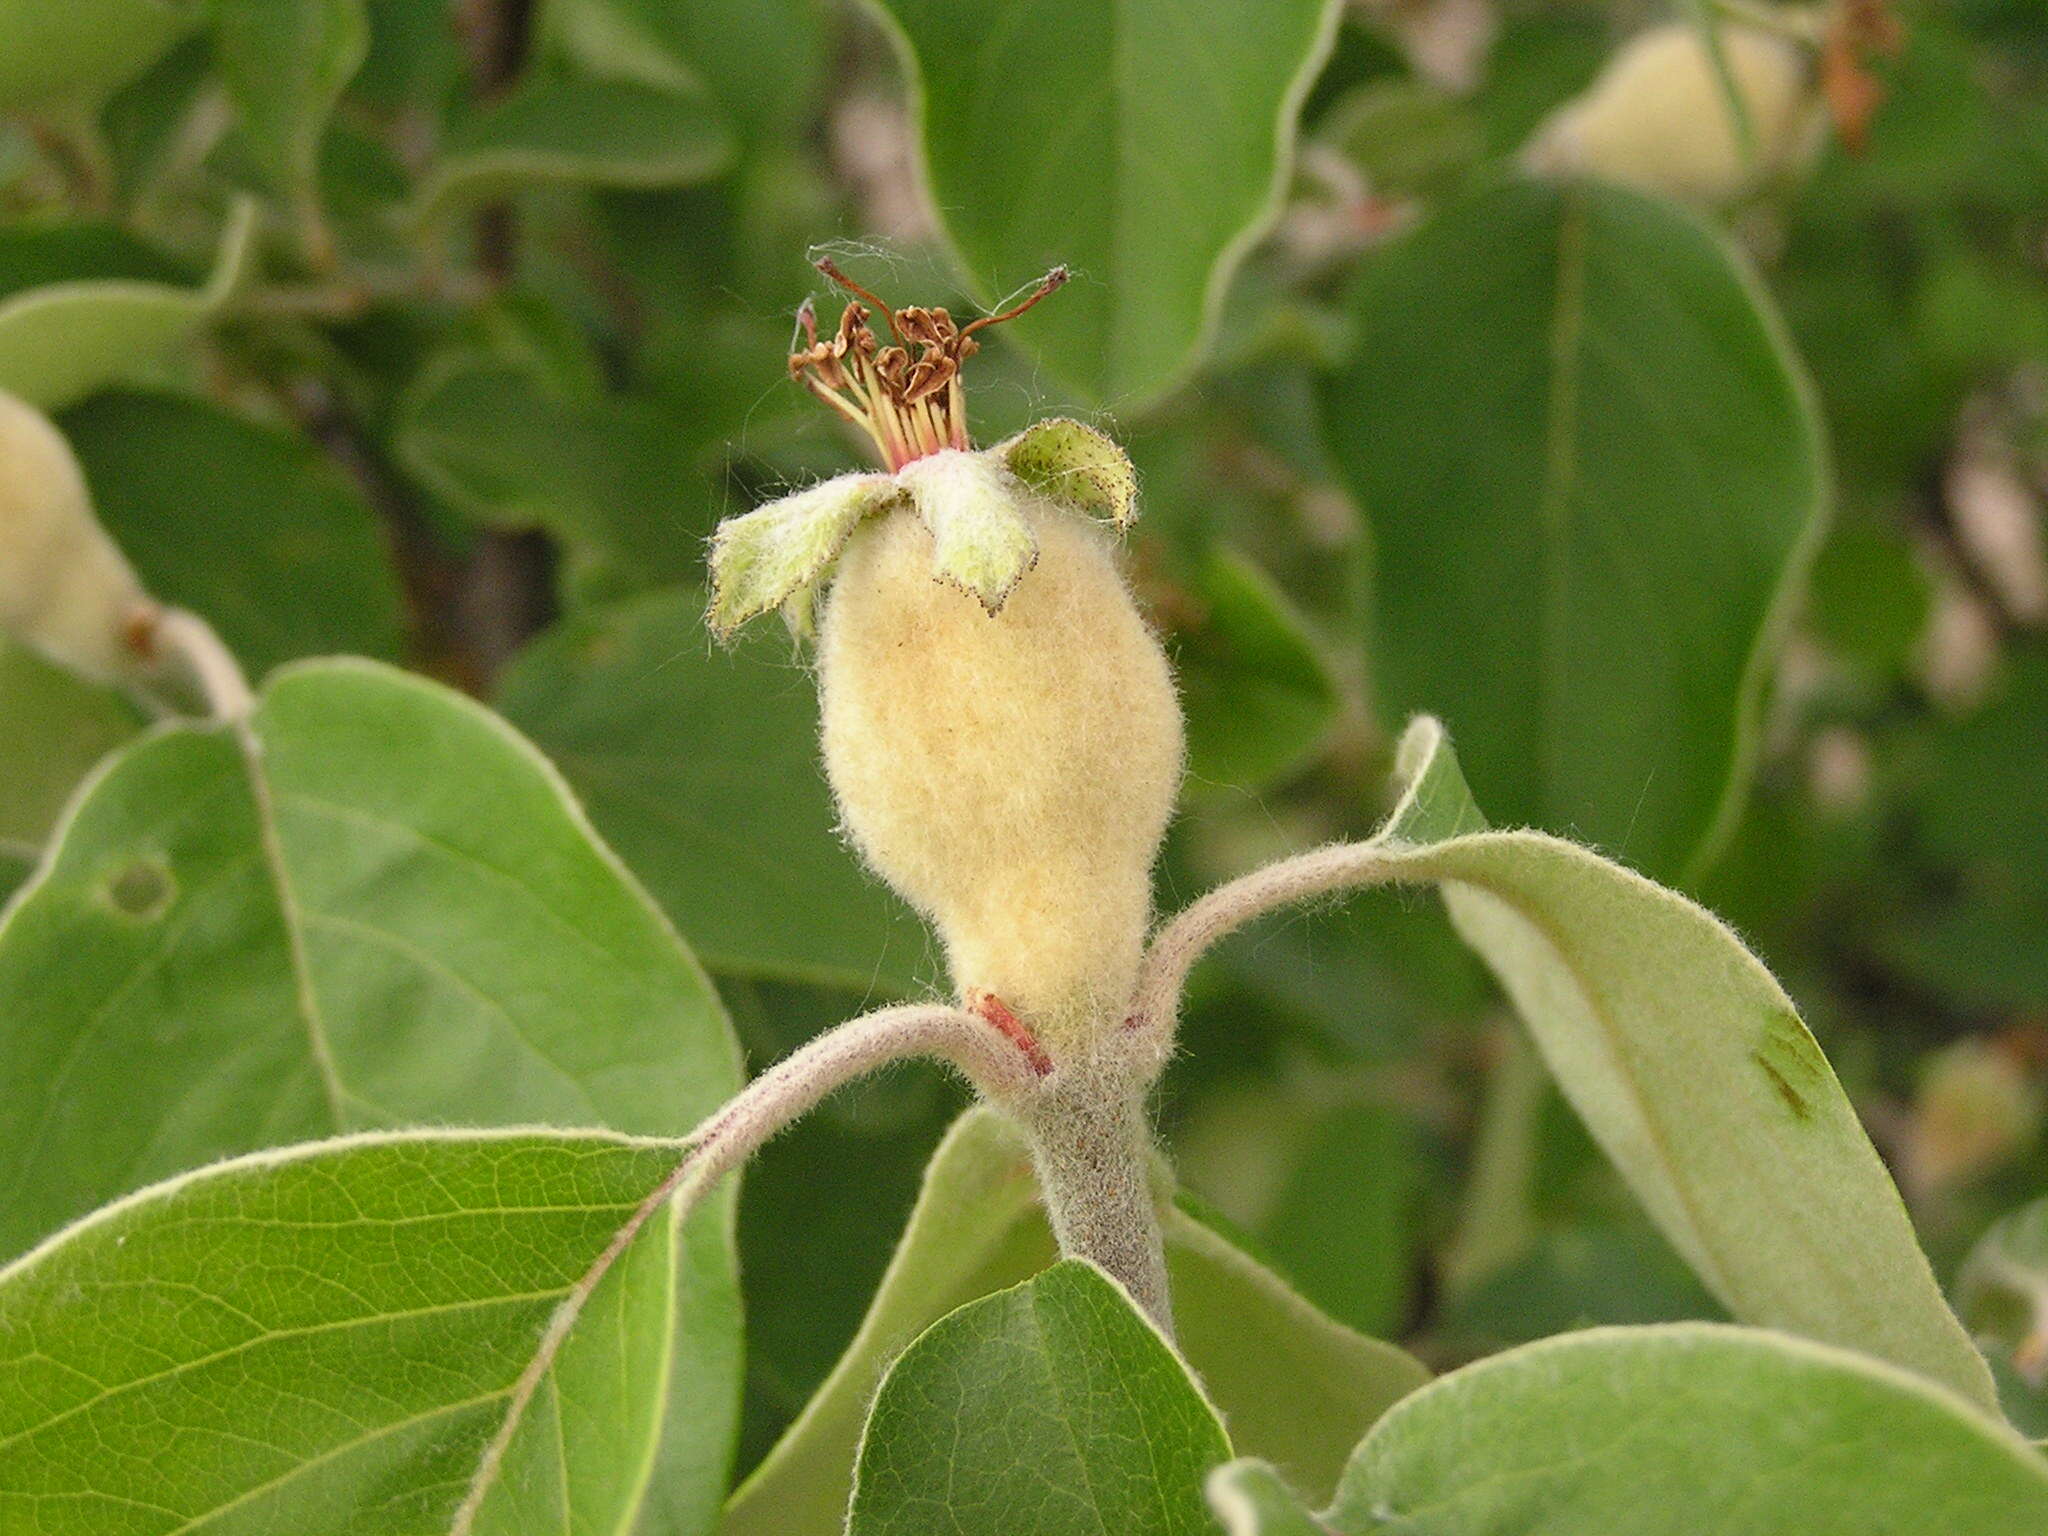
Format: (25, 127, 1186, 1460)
(0, 387, 160, 687)
(707, 266, 1182, 1056)
(1524, 18, 1822, 206)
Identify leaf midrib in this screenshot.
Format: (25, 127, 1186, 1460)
(1534, 186, 1590, 832)
(235, 722, 350, 1128)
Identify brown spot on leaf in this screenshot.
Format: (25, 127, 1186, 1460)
(1753, 1006, 1831, 1123)
(103, 858, 174, 922)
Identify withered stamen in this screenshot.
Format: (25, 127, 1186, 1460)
(789, 259, 1067, 471)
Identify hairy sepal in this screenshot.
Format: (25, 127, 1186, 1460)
(997, 417, 1139, 530)
(898, 450, 1040, 613)
(707, 473, 902, 638)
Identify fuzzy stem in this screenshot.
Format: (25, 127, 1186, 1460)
(148, 608, 256, 722)
(448, 1001, 1042, 1532)
(1130, 840, 1403, 1057)
(686, 1001, 1045, 1168)
(1015, 1053, 1174, 1334)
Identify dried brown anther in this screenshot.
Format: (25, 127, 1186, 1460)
(790, 258, 1068, 471)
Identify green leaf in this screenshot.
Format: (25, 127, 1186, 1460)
(0, 0, 197, 112)
(847, 1259, 1232, 1536)
(726, 1109, 1429, 1534)
(61, 390, 406, 674)
(1204, 1097, 1419, 1340)
(0, 636, 140, 854)
(417, 75, 735, 225)
(1324, 178, 1826, 884)
(1804, 515, 1933, 678)
(0, 200, 257, 410)
(546, 0, 826, 144)
(0, 850, 30, 905)
(1880, 653, 2048, 1011)
(208, 0, 367, 198)
(1263, 716, 1995, 1408)
(1957, 1196, 2048, 1436)
(1175, 546, 1338, 792)
(868, 0, 1342, 405)
(1315, 79, 1485, 202)
(1165, 1193, 1428, 1504)
(0, 659, 741, 1247)
(0, 660, 745, 1529)
(394, 353, 709, 605)
(725, 1107, 1057, 1536)
(1317, 1324, 2048, 1534)
(1435, 1218, 1724, 1356)
(498, 586, 936, 994)
(0, 1128, 724, 1534)
(0, 222, 188, 292)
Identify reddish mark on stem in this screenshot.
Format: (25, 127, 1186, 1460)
(122, 603, 164, 661)
(967, 990, 1053, 1077)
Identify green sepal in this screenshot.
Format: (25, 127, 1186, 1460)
(707, 472, 901, 637)
(998, 416, 1139, 528)
(900, 450, 1039, 614)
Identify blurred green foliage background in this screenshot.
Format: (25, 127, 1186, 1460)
(2, 0, 2046, 1467)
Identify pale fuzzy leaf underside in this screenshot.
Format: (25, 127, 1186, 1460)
(1325, 1324, 2048, 1534)
(1350, 717, 1995, 1409)
(1205, 1460, 1328, 1536)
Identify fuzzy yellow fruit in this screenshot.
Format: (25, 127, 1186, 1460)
(1525, 21, 1819, 206)
(819, 482, 1184, 1053)
(0, 388, 156, 686)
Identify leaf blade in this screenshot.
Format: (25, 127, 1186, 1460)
(208, 0, 368, 198)
(846, 1259, 1232, 1536)
(417, 75, 735, 224)
(0, 656, 739, 1248)
(1325, 179, 1827, 882)
(727, 1108, 1429, 1534)
(1326, 1324, 2048, 1534)
(1315, 718, 1995, 1407)
(0, 1129, 692, 1536)
(869, 0, 1341, 404)
(0, 202, 258, 411)
(497, 587, 936, 995)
